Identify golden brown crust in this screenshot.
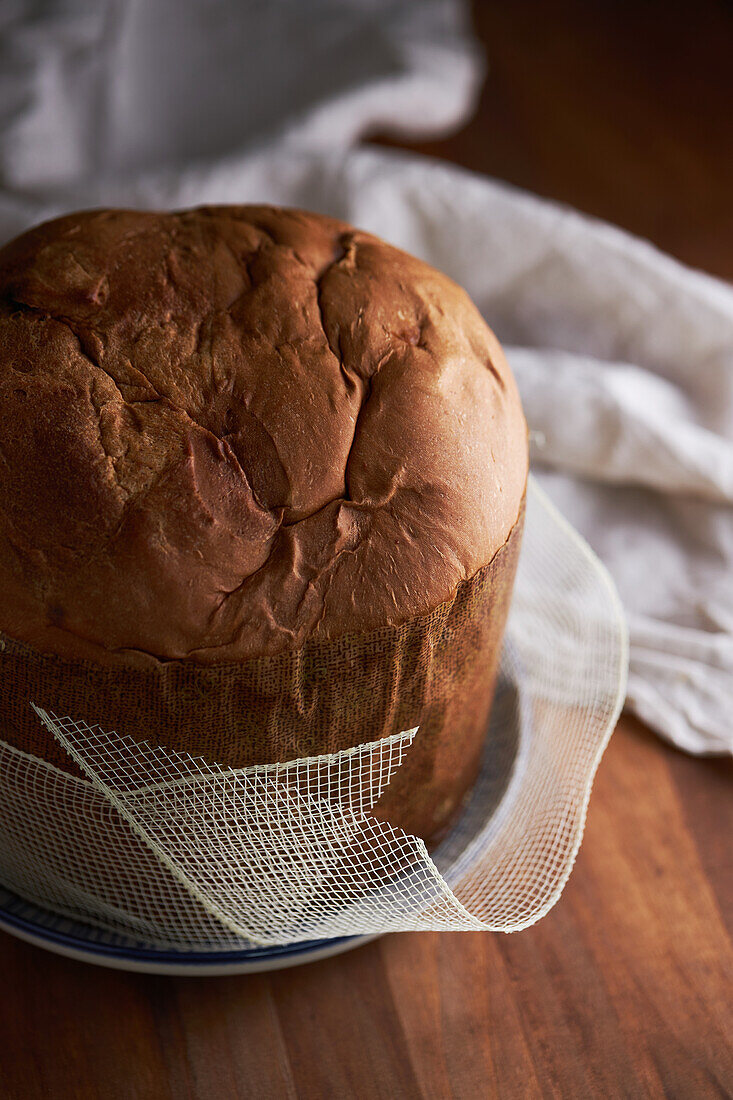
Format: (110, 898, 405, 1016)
(0, 206, 527, 665)
(0, 502, 524, 842)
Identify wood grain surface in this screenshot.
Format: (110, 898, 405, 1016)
(1, 2, 732, 1097)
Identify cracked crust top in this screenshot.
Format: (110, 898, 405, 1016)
(0, 206, 527, 666)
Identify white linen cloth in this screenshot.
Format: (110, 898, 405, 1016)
(0, 3, 730, 754)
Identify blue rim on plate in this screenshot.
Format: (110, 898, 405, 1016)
(0, 885, 366, 974)
(0, 658, 525, 975)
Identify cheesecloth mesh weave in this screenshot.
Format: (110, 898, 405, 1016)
(0, 478, 627, 947)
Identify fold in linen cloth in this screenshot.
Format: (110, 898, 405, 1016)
(0, 4, 730, 754)
(0, 0, 482, 188)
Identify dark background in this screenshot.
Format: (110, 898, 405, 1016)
(1, 3, 732, 1097)
(380, 0, 733, 281)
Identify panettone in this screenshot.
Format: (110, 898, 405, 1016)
(0, 206, 527, 843)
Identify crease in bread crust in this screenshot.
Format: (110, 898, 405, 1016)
(0, 205, 528, 667)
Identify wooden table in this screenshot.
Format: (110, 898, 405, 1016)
(1, 3, 731, 1097)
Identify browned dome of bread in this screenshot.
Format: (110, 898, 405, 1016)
(0, 206, 527, 667)
(0, 206, 527, 845)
